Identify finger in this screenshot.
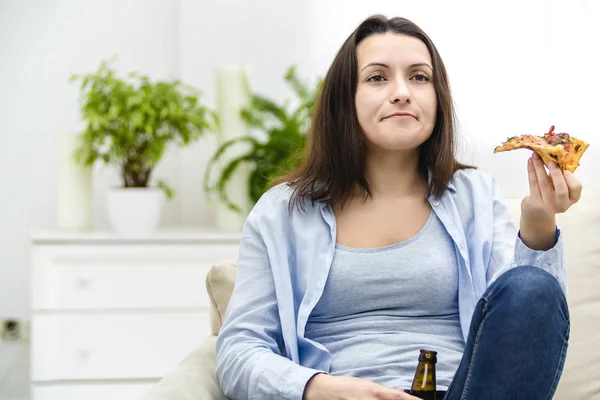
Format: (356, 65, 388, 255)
(527, 156, 542, 200)
(564, 170, 583, 202)
(547, 161, 569, 210)
(531, 152, 553, 203)
(399, 393, 421, 400)
(376, 387, 419, 400)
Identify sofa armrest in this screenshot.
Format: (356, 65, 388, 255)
(140, 335, 227, 400)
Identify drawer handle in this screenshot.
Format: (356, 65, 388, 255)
(77, 349, 91, 360)
(76, 277, 91, 288)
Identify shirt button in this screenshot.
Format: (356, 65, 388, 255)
(432, 200, 440, 206)
(544, 263, 551, 269)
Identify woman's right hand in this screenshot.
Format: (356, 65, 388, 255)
(303, 373, 421, 400)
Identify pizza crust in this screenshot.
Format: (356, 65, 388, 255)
(564, 139, 590, 172)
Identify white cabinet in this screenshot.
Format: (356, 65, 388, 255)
(30, 229, 240, 400)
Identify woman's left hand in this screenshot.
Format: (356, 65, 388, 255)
(522, 152, 583, 219)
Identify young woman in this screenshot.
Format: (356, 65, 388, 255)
(216, 15, 580, 400)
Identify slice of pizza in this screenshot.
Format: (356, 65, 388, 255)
(493, 126, 589, 172)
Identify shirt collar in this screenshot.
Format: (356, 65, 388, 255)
(428, 170, 457, 194)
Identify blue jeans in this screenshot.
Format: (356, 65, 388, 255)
(439, 266, 570, 400)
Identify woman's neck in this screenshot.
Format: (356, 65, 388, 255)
(363, 148, 427, 200)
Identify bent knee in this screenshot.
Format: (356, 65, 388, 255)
(494, 266, 564, 305)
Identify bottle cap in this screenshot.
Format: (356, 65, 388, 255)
(418, 349, 438, 363)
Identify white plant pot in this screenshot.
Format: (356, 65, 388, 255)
(107, 187, 164, 236)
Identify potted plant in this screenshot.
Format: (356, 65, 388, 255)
(203, 66, 322, 213)
(71, 59, 216, 235)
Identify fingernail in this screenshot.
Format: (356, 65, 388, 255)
(532, 152, 539, 160)
(549, 161, 557, 169)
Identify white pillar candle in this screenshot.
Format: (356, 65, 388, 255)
(213, 64, 254, 232)
(56, 133, 93, 230)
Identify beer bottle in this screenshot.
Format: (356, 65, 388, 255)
(409, 349, 437, 400)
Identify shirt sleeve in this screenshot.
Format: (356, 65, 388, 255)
(215, 211, 325, 400)
(486, 176, 567, 295)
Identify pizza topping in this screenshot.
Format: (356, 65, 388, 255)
(545, 127, 572, 151)
(520, 135, 538, 143)
(504, 128, 573, 151)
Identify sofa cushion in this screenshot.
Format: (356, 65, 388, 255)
(141, 335, 227, 400)
(206, 185, 600, 400)
(205, 260, 237, 336)
(544, 185, 600, 400)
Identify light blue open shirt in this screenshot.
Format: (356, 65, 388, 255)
(215, 169, 566, 400)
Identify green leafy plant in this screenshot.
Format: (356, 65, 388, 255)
(203, 66, 322, 213)
(70, 59, 216, 199)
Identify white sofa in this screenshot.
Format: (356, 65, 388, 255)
(142, 184, 600, 400)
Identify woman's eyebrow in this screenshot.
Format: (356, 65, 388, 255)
(360, 62, 433, 72)
(409, 62, 433, 70)
(361, 62, 389, 71)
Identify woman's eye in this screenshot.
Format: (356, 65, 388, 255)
(412, 73, 430, 82)
(367, 75, 385, 82)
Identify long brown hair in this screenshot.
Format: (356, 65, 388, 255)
(272, 15, 474, 212)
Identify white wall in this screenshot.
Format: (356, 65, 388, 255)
(0, 0, 597, 397)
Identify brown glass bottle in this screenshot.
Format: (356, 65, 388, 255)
(409, 349, 437, 400)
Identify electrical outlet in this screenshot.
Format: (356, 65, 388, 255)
(1, 319, 29, 342)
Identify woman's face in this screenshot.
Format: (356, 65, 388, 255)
(355, 33, 437, 154)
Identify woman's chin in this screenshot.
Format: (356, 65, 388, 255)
(375, 137, 428, 151)
(369, 142, 422, 154)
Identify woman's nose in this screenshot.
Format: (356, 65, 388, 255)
(389, 79, 411, 103)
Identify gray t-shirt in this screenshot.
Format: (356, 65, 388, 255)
(305, 211, 465, 391)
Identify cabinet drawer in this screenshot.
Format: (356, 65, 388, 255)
(32, 382, 156, 400)
(31, 312, 211, 381)
(32, 244, 239, 310)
